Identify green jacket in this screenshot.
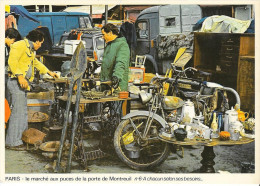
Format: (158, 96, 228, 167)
(100, 37, 130, 91)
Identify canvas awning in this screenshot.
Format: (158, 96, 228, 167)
(10, 5, 39, 23)
(63, 5, 115, 15)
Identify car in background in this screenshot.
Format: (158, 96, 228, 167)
(44, 28, 104, 71)
(18, 12, 93, 45)
(55, 28, 104, 63)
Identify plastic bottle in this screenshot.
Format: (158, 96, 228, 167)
(218, 112, 223, 131)
(211, 112, 218, 131)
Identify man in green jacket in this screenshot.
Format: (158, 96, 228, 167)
(100, 23, 130, 91)
(95, 23, 130, 126)
(6, 29, 58, 149)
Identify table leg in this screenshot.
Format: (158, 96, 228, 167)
(200, 146, 216, 173)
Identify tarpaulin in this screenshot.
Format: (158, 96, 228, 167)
(10, 5, 39, 23)
(200, 15, 251, 33)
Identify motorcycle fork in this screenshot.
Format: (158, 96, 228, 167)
(128, 100, 157, 141)
(142, 94, 161, 139)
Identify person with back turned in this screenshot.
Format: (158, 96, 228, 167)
(5, 28, 21, 128)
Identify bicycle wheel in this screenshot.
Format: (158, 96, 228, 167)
(114, 116, 170, 170)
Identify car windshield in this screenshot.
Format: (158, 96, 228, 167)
(96, 36, 104, 50)
(79, 17, 93, 28)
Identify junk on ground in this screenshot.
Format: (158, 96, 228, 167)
(22, 128, 46, 147)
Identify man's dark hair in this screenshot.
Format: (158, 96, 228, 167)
(26, 29, 44, 42)
(102, 23, 119, 36)
(5, 28, 21, 41)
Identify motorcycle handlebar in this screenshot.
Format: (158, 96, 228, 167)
(151, 75, 201, 87)
(198, 70, 211, 76)
(172, 65, 212, 77)
(165, 77, 201, 87)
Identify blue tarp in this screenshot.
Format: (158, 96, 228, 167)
(10, 5, 39, 23)
(245, 19, 255, 33)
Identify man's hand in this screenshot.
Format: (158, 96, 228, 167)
(111, 76, 119, 89)
(17, 75, 28, 89)
(48, 71, 59, 78)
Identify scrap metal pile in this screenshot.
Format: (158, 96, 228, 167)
(158, 33, 194, 59)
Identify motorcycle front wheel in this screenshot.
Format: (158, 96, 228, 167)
(114, 116, 170, 170)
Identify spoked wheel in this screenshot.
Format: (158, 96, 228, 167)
(114, 116, 170, 170)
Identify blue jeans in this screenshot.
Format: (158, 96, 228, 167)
(5, 79, 28, 147)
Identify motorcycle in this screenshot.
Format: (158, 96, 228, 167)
(114, 67, 241, 170)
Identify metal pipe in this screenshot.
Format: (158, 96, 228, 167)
(55, 79, 74, 173)
(90, 5, 92, 18)
(179, 5, 182, 33)
(66, 77, 83, 173)
(105, 5, 108, 25)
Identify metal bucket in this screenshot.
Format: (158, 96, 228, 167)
(47, 125, 63, 141)
(27, 99, 52, 113)
(27, 99, 52, 127)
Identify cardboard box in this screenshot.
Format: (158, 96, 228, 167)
(64, 40, 86, 55)
(128, 67, 145, 83)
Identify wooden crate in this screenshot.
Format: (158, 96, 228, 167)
(193, 33, 255, 113)
(237, 56, 255, 113)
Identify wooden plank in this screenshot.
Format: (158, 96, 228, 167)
(57, 95, 130, 104)
(44, 78, 99, 84)
(193, 32, 202, 68)
(27, 90, 55, 100)
(159, 134, 254, 147)
(122, 100, 127, 116)
(237, 57, 255, 112)
(27, 103, 50, 106)
(240, 35, 255, 56)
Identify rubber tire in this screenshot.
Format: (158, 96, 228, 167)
(114, 116, 170, 171)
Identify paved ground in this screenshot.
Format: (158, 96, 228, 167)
(5, 140, 255, 174)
